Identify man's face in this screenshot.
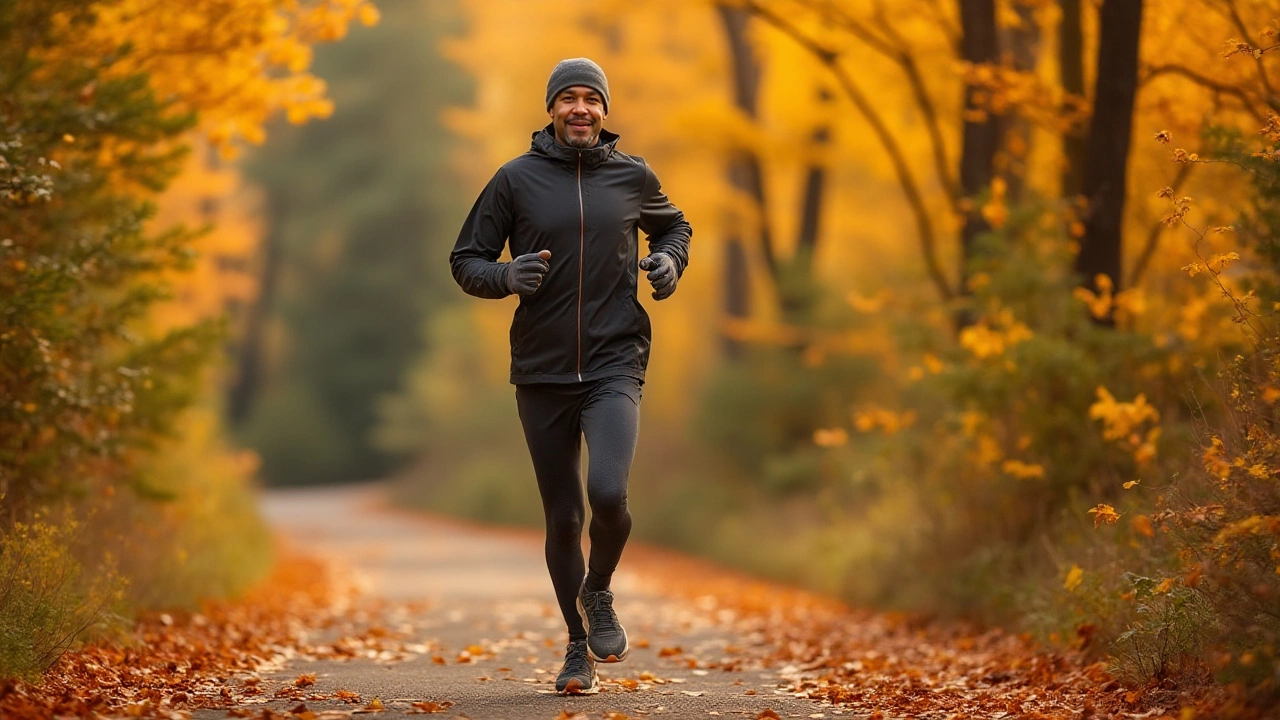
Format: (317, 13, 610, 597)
(549, 86, 606, 149)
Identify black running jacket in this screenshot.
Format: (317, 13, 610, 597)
(450, 125, 693, 385)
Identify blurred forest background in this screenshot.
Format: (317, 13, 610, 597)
(4, 0, 1280, 704)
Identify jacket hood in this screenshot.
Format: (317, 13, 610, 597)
(530, 124, 619, 170)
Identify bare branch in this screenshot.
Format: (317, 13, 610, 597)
(1142, 64, 1272, 121)
(1223, 0, 1277, 101)
(1128, 161, 1194, 289)
(741, 0, 956, 301)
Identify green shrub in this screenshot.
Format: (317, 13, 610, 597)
(0, 516, 124, 681)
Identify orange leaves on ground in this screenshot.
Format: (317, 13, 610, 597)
(0, 551, 360, 719)
(1089, 503, 1121, 527)
(756, 710, 782, 720)
(606, 677, 641, 691)
(657, 645, 683, 657)
(602, 712, 632, 720)
(409, 700, 453, 714)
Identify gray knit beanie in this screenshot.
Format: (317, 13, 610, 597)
(545, 58, 610, 113)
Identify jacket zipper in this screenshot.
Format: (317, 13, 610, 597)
(576, 152, 584, 382)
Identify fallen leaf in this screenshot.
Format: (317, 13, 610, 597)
(603, 713, 632, 720)
(680, 690, 704, 697)
(294, 674, 317, 688)
(658, 646, 683, 657)
(409, 701, 453, 714)
(757, 711, 781, 720)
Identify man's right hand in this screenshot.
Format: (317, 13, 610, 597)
(505, 250, 552, 295)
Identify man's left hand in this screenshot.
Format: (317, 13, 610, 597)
(638, 253, 677, 300)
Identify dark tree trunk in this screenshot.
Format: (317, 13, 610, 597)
(227, 196, 285, 424)
(1003, 2, 1040, 202)
(1060, 0, 1087, 199)
(787, 85, 833, 318)
(1076, 0, 1143, 320)
(795, 86, 832, 274)
(718, 4, 774, 357)
(957, 0, 1001, 322)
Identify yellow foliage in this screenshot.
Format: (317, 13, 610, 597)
(1064, 564, 1084, 592)
(959, 309, 1034, 359)
(1088, 503, 1121, 528)
(1203, 436, 1233, 481)
(1089, 387, 1161, 446)
(852, 407, 916, 435)
(43, 0, 375, 161)
(813, 428, 849, 448)
(149, 140, 262, 334)
(1001, 459, 1046, 480)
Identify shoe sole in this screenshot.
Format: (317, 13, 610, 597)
(577, 596, 630, 663)
(556, 672, 600, 695)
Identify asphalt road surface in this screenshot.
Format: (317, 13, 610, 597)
(194, 484, 844, 720)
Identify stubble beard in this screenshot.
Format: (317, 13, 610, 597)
(565, 128, 598, 149)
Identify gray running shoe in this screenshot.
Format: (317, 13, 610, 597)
(578, 586, 630, 662)
(555, 640, 599, 695)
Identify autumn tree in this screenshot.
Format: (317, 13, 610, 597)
(1075, 0, 1144, 320)
(1, 0, 372, 676)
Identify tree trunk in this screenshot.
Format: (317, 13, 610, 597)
(1060, 0, 1087, 199)
(718, 4, 774, 357)
(1003, 2, 1040, 202)
(787, 85, 833, 318)
(957, 0, 1001, 321)
(1076, 0, 1143, 320)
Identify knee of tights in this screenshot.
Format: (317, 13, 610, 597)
(588, 494, 630, 525)
(546, 514, 583, 540)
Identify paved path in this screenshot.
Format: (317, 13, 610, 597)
(198, 484, 842, 720)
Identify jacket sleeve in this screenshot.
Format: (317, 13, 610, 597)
(638, 161, 692, 276)
(450, 168, 515, 299)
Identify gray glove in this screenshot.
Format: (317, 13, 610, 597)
(638, 253, 677, 300)
(505, 250, 551, 295)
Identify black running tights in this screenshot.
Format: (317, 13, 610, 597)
(515, 376, 641, 642)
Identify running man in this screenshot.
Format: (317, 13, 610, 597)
(448, 58, 692, 695)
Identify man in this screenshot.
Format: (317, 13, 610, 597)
(449, 58, 692, 695)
